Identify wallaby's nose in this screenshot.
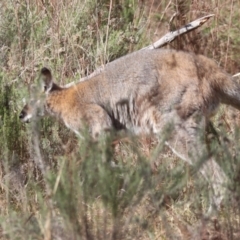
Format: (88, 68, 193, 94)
(19, 112, 24, 119)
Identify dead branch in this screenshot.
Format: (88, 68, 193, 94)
(145, 14, 214, 49)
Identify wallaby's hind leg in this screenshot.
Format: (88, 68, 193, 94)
(165, 116, 227, 214)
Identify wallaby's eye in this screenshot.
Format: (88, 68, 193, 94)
(44, 85, 47, 91)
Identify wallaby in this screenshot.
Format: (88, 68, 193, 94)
(20, 48, 240, 213)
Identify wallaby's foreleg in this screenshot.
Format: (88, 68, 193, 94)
(84, 104, 113, 139)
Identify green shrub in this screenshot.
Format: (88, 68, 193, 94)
(1, 0, 240, 239)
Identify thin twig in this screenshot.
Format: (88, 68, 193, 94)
(224, 0, 234, 69)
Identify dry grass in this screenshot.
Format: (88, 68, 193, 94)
(1, 0, 240, 239)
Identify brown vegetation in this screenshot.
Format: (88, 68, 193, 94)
(1, 0, 240, 239)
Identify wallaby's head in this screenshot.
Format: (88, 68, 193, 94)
(19, 99, 41, 123)
(19, 67, 53, 122)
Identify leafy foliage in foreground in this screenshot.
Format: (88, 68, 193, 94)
(1, 0, 240, 239)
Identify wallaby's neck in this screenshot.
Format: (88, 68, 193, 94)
(50, 82, 64, 92)
(45, 85, 66, 118)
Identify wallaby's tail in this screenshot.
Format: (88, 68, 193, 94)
(198, 54, 240, 110)
(217, 75, 240, 110)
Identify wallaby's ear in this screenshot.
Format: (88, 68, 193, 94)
(41, 67, 53, 93)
